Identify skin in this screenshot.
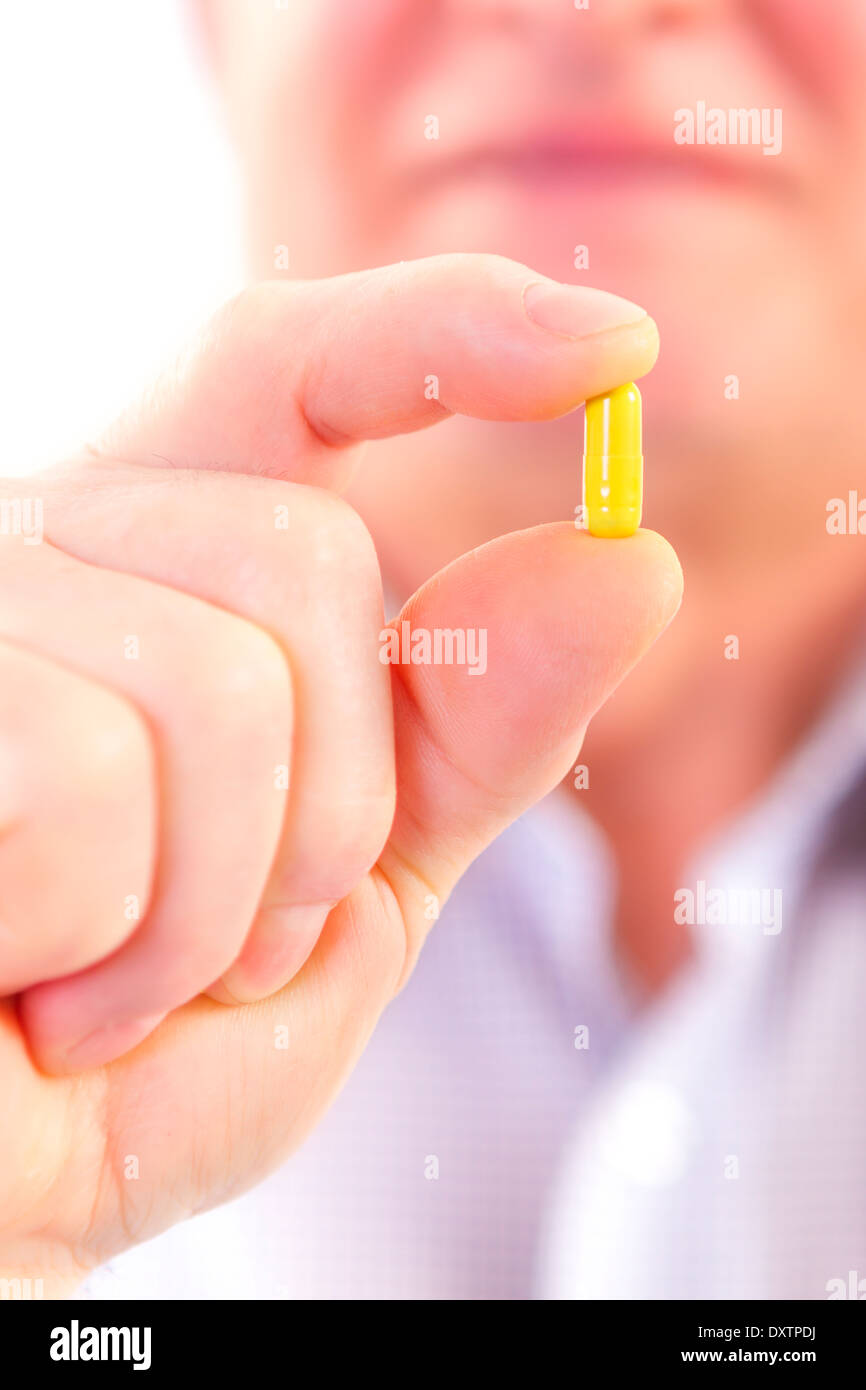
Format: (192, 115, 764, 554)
(0, 261, 680, 1291)
(1, 0, 864, 1289)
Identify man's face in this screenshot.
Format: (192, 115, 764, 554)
(207, 0, 866, 497)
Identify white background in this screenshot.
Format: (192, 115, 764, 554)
(0, 0, 241, 476)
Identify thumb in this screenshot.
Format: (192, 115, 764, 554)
(379, 523, 682, 972)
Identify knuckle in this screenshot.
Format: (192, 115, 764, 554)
(426, 250, 527, 292)
(201, 617, 289, 706)
(64, 688, 152, 801)
(211, 282, 302, 370)
(197, 614, 291, 724)
(212, 284, 269, 344)
(302, 489, 379, 584)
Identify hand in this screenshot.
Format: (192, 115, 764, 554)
(0, 254, 681, 1293)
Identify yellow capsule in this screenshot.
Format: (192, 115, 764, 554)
(583, 381, 643, 538)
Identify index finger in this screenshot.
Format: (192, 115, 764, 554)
(97, 252, 657, 490)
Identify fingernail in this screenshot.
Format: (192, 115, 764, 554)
(523, 281, 647, 339)
(60, 1012, 166, 1072)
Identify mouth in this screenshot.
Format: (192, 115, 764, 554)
(404, 134, 786, 198)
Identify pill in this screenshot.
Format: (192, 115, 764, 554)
(583, 381, 643, 538)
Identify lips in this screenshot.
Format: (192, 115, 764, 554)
(400, 122, 787, 194)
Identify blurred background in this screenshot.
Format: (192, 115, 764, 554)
(0, 0, 239, 475)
